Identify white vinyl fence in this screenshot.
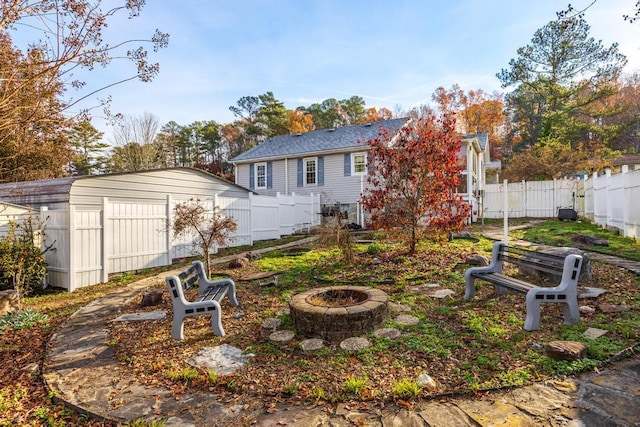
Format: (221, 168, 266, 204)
(483, 166, 640, 240)
(38, 192, 320, 291)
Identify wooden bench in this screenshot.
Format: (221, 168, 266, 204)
(464, 241, 583, 331)
(165, 260, 239, 340)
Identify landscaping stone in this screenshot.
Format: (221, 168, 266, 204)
(583, 327, 608, 339)
(417, 373, 438, 391)
(417, 402, 478, 426)
(187, 344, 254, 375)
(140, 290, 163, 306)
(0, 289, 20, 316)
(455, 398, 538, 426)
(299, 338, 324, 351)
(466, 253, 489, 266)
(269, 330, 295, 343)
(260, 318, 282, 329)
(598, 303, 632, 313)
(389, 303, 411, 313)
(112, 311, 166, 322)
(408, 283, 454, 298)
(339, 337, 370, 350)
(373, 327, 401, 339)
(394, 314, 420, 326)
(229, 257, 249, 269)
(579, 305, 595, 314)
(545, 341, 588, 361)
(571, 234, 609, 247)
(578, 286, 607, 299)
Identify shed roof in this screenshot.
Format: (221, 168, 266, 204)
(230, 118, 409, 163)
(0, 167, 251, 207)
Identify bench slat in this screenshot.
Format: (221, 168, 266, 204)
(472, 272, 536, 293)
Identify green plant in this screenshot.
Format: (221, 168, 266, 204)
(207, 369, 218, 384)
(342, 375, 369, 395)
(166, 367, 199, 384)
(310, 386, 326, 400)
(0, 308, 48, 332)
(365, 242, 384, 255)
(392, 378, 421, 399)
(0, 218, 48, 300)
(126, 419, 167, 427)
(283, 382, 299, 395)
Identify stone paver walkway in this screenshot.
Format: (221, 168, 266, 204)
(42, 231, 640, 426)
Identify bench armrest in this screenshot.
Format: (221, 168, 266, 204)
(192, 260, 239, 306)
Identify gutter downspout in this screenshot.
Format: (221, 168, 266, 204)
(285, 158, 289, 194)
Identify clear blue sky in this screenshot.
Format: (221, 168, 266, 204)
(41, 1, 640, 139)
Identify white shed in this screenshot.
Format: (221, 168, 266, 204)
(0, 168, 254, 291)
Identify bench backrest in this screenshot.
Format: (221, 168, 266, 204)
(496, 243, 567, 277)
(166, 265, 199, 304)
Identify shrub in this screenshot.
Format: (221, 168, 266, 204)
(0, 309, 48, 333)
(0, 219, 47, 299)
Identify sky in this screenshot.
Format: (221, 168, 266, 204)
(15, 0, 640, 141)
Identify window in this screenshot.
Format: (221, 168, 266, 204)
(352, 152, 366, 175)
(255, 162, 267, 189)
(304, 158, 316, 186)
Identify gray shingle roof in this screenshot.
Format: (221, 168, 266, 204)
(464, 133, 489, 150)
(230, 118, 408, 163)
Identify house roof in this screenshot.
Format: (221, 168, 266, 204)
(464, 133, 489, 151)
(230, 118, 409, 163)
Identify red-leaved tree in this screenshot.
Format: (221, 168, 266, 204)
(360, 115, 471, 253)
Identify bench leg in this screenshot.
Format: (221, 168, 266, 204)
(172, 314, 186, 340)
(524, 294, 542, 331)
(227, 281, 239, 307)
(210, 311, 225, 336)
(464, 271, 476, 300)
(563, 299, 580, 325)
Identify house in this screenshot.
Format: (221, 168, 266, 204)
(230, 119, 487, 224)
(0, 167, 254, 291)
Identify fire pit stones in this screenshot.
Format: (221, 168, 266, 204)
(289, 286, 389, 342)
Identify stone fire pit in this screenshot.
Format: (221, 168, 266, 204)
(289, 285, 389, 342)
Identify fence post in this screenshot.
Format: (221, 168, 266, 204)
(521, 180, 526, 217)
(166, 195, 172, 265)
(68, 205, 77, 292)
(101, 198, 110, 283)
(247, 193, 254, 246)
(503, 179, 508, 244)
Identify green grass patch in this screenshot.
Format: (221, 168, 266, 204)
(516, 220, 640, 261)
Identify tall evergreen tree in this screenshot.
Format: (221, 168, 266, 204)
(68, 121, 108, 175)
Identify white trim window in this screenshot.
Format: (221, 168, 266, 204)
(352, 152, 367, 175)
(255, 162, 267, 189)
(304, 157, 317, 186)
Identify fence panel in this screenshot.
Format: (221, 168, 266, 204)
(250, 195, 281, 241)
(293, 193, 319, 232)
(107, 201, 169, 275)
(216, 196, 252, 246)
(483, 179, 577, 219)
(582, 177, 594, 220)
(72, 208, 103, 290)
(41, 209, 69, 289)
(592, 172, 609, 227)
(278, 193, 296, 236)
(625, 170, 640, 239)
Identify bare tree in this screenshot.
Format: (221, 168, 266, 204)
(172, 199, 238, 276)
(105, 113, 162, 172)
